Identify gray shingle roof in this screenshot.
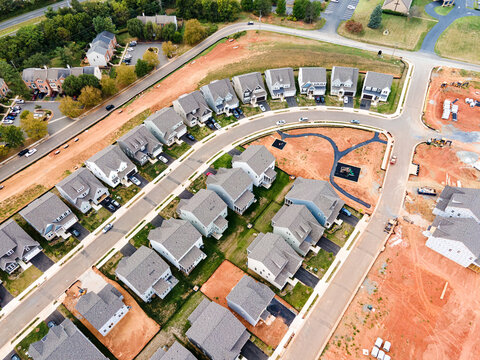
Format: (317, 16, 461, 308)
(28, 318, 107, 360)
(150, 341, 196, 360)
(299, 67, 327, 84)
(206, 168, 253, 201)
(177, 189, 227, 227)
(227, 275, 274, 323)
(86, 145, 136, 180)
(75, 283, 126, 332)
(175, 91, 212, 120)
(148, 219, 203, 261)
(137, 15, 177, 26)
(331, 66, 359, 89)
(201, 79, 239, 109)
(265, 68, 295, 88)
(435, 186, 480, 220)
(117, 125, 162, 163)
(431, 217, 480, 257)
(0, 219, 39, 272)
(232, 145, 275, 177)
(186, 299, 249, 360)
(145, 108, 184, 139)
(232, 72, 266, 94)
(363, 71, 393, 91)
(116, 245, 170, 295)
(383, 0, 413, 10)
(56, 168, 107, 208)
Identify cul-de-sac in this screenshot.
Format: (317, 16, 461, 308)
(0, 0, 478, 359)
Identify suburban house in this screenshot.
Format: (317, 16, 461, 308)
(206, 168, 255, 215)
(28, 318, 107, 360)
(271, 204, 325, 256)
(137, 14, 178, 29)
(0, 219, 41, 274)
(425, 217, 480, 271)
(285, 177, 344, 228)
(382, 0, 412, 15)
(232, 72, 267, 105)
(151, 341, 196, 360)
(186, 299, 250, 360)
(115, 245, 178, 302)
(226, 275, 275, 326)
(144, 108, 187, 146)
(232, 145, 276, 188)
(298, 67, 327, 97)
(330, 66, 359, 97)
(0, 78, 9, 98)
(86, 31, 117, 67)
(85, 145, 137, 188)
(56, 168, 110, 214)
(75, 283, 129, 337)
(264, 67, 296, 100)
(177, 189, 228, 238)
(117, 125, 163, 165)
(148, 219, 206, 275)
(361, 71, 394, 104)
(247, 232, 303, 290)
(173, 90, 213, 127)
(19, 192, 78, 241)
(200, 79, 239, 115)
(432, 186, 480, 222)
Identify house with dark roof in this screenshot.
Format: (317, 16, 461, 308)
(206, 168, 255, 215)
(200, 79, 239, 115)
(173, 91, 212, 127)
(149, 219, 206, 275)
(272, 204, 325, 256)
(137, 14, 178, 29)
(232, 72, 267, 105)
(298, 67, 327, 97)
(264, 68, 296, 100)
(0, 78, 9, 98)
(361, 71, 394, 103)
(285, 177, 344, 228)
(75, 283, 129, 336)
(177, 189, 228, 238)
(186, 299, 249, 360)
(144, 108, 187, 146)
(247, 232, 302, 289)
(433, 186, 480, 223)
(330, 66, 359, 97)
(19, 192, 78, 241)
(85, 145, 137, 188)
(232, 145, 276, 188)
(150, 341, 196, 360)
(28, 318, 107, 360)
(56, 168, 109, 214)
(116, 245, 177, 302)
(382, 0, 413, 15)
(0, 220, 41, 274)
(227, 275, 275, 326)
(86, 31, 117, 67)
(117, 125, 163, 165)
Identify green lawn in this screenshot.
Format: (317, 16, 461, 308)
(139, 161, 168, 182)
(159, 197, 180, 219)
(435, 17, 480, 64)
(241, 104, 262, 117)
(435, 5, 453, 16)
(130, 223, 155, 248)
(116, 31, 135, 46)
(253, 201, 283, 233)
(325, 221, 354, 247)
(77, 207, 111, 233)
(212, 153, 233, 169)
(338, 0, 437, 51)
(109, 184, 140, 205)
(188, 174, 207, 194)
(372, 78, 404, 114)
(304, 249, 335, 278)
(0, 265, 43, 298)
(281, 282, 313, 311)
(188, 124, 214, 140)
(215, 114, 238, 128)
(16, 322, 49, 360)
(164, 142, 191, 159)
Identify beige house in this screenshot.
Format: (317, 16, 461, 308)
(382, 0, 413, 15)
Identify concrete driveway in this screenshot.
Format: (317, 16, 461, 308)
(127, 43, 169, 67)
(29, 252, 55, 272)
(267, 298, 296, 326)
(294, 267, 319, 288)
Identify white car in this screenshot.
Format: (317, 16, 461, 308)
(299, 117, 309, 122)
(2, 119, 13, 124)
(102, 224, 113, 233)
(130, 176, 141, 186)
(343, 96, 349, 104)
(127, 47, 134, 52)
(259, 104, 266, 112)
(276, 120, 286, 126)
(347, 4, 355, 9)
(15, 99, 25, 104)
(25, 148, 37, 157)
(158, 155, 168, 164)
(124, 54, 132, 59)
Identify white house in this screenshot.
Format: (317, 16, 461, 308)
(330, 66, 359, 97)
(232, 145, 276, 188)
(144, 108, 187, 146)
(298, 67, 327, 97)
(432, 186, 480, 222)
(200, 79, 239, 115)
(173, 90, 213, 127)
(264, 68, 296, 100)
(361, 71, 394, 104)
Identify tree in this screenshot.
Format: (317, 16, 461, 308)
(100, 75, 117, 97)
(293, 0, 308, 20)
(78, 86, 102, 108)
(20, 113, 48, 140)
(20, 110, 31, 120)
(162, 41, 176, 58)
(127, 18, 144, 39)
(59, 96, 83, 118)
(135, 59, 153, 77)
(115, 64, 137, 88)
(92, 16, 116, 33)
(183, 19, 207, 45)
(62, 74, 100, 97)
(368, 5, 382, 29)
(276, 0, 286, 16)
(0, 60, 30, 97)
(111, 1, 130, 26)
(241, 0, 253, 11)
(143, 50, 160, 67)
(2, 126, 24, 148)
(162, 23, 176, 41)
(23, 53, 50, 68)
(143, 21, 155, 40)
(345, 20, 363, 34)
(304, 1, 321, 23)
(173, 31, 183, 44)
(253, 0, 271, 16)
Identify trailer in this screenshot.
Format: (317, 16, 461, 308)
(451, 104, 458, 121)
(417, 187, 437, 196)
(442, 100, 451, 120)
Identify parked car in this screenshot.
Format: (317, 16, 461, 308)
(232, 109, 240, 119)
(108, 204, 116, 211)
(123, 58, 131, 64)
(340, 207, 352, 217)
(54, 150, 61, 155)
(124, 53, 132, 59)
(259, 104, 266, 112)
(130, 176, 141, 186)
(127, 47, 134, 52)
(112, 200, 120, 207)
(247, 21, 254, 25)
(212, 120, 221, 130)
(47, 320, 57, 328)
(350, 119, 360, 124)
(74, 138, 79, 142)
(106, 104, 115, 111)
(103, 224, 113, 233)
(129, 41, 137, 46)
(237, 107, 243, 115)
(25, 148, 37, 157)
(347, 4, 355, 9)
(18, 149, 29, 156)
(186, 133, 195, 141)
(158, 155, 168, 164)
(13, 106, 21, 111)
(343, 96, 349, 104)
(5, 115, 15, 120)
(3, 119, 14, 124)
(10, 354, 20, 360)
(71, 229, 80, 237)
(276, 120, 286, 126)
(206, 121, 215, 130)
(15, 99, 25, 104)
(206, 172, 213, 176)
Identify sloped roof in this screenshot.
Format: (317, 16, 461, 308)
(299, 67, 327, 84)
(382, 0, 413, 11)
(118, 125, 162, 162)
(363, 71, 393, 90)
(56, 168, 107, 206)
(178, 189, 227, 227)
(431, 217, 480, 257)
(86, 145, 136, 179)
(272, 204, 325, 243)
(137, 14, 177, 25)
(206, 168, 253, 201)
(150, 341, 196, 360)
(232, 145, 275, 177)
(435, 186, 480, 220)
(265, 68, 295, 88)
(145, 108, 184, 138)
(232, 72, 266, 93)
(175, 91, 210, 115)
(331, 66, 359, 87)
(0, 219, 39, 271)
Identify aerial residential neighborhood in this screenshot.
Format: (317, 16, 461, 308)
(0, 0, 478, 359)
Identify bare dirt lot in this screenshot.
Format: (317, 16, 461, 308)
(249, 128, 387, 213)
(424, 67, 480, 132)
(62, 268, 159, 360)
(200, 260, 295, 348)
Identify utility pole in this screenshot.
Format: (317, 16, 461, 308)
(10, 60, 17, 71)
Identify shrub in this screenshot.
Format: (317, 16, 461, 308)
(345, 20, 364, 34)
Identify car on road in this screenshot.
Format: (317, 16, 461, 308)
(350, 119, 360, 124)
(331, 0, 338, 2)
(47, 320, 57, 328)
(158, 155, 168, 164)
(186, 133, 195, 141)
(103, 223, 113, 233)
(276, 120, 286, 126)
(54, 150, 61, 155)
(259, 104, 266, 112)
(347, 4, 355, 9)
(247, 21, 254, 25)
(71, 229, 80, 237)
(129, 41, 137, 46)
(106, 104, 115, 111)
(18, 149, 29, 156)
(25, 148, 37, 157)
(390, 155, 397, 165)
(3, 119, 14, 124)
(15, 99, 25, 104)
(299, 117, 309, 122)
(130, 176, 141, 186)
(343, 96, 349, 104)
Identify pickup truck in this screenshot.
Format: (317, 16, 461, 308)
(384, 218, 397, 233)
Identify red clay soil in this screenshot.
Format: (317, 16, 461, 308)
(200, 260, 295, 348)
(424, 67, 480, 132)
(248, 128, 387, 213)
(62, 269, 159, 360)
(321, 221, 480, 360)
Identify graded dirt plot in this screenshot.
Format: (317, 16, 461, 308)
(200, 260, 295, 348)
(424, 67, 480, 132)
(249, 128, 387, 213)
(62, 269, 159, 360)
(320, 221, 480, 360)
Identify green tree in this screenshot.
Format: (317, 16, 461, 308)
(115, 64, 137, 88)
(162, 23, 176, 41)
(304, 1, 321, 23)
(0, 60, 29, 97)
(92, 16, 116, 33)
(183, 19, 207, 45)
(62, 74, 100, 97)
(253, 0, 271, 16)
(20, 110, 31, 120)
(59, 96, 83, 118)
(143, 21, 155, 40)
(127, 18, 145, 39)
(143, 50, 159, 67)
(276, 0, 286, 16)
(2, 126, 24, 147)
(162, 41, 176, 58)
(78, 86, 102, 108)
(100, 75, 117, 97)
(241, 0, 253, 11)
(368, 4, 382, 29)
(23, 53, 50, 68)
(20, 113, 48, 140)
(173, 31, 183, 44)
(111, 1, 130, 26)
(135, 59, 153, 77)
(293, 0, 308, 20)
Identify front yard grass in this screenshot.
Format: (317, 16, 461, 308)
(435, 17, 480, 64)
(164, 142, 191, 159)
(241, 104, 262, 117)
(0, 265, 43, 298)
(139, 161, 168, 182)
(304, 249, 335, 278)
(187, 174, 207, 194)
(130, 222, 155, 248)
(159, 197, 180, 219)
(325, 221, 354, 247)
(188, 124, 213, 140)
(212, 153, 233, 169)
(215, 115, 238, 128)
(281, 282, 313, 311)
(16, 322, 49, 360)
(77, 207, 111, 233)
(109, 184, 140, 205)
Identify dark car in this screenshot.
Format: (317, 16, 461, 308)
(47, 320, 57, 328)
(71, 229, 80, 237)
(106, 104, 115, 111)
(232, 109, 240, 119)
(18, 149, 29, 156)
(11, 354, 20, 360)
(237, 107, 243, 115)
(206, 121, 216, 130)
(6, 115, 15, 120)
(247, 21, 254, 25)
(186, 133, 195, 141)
